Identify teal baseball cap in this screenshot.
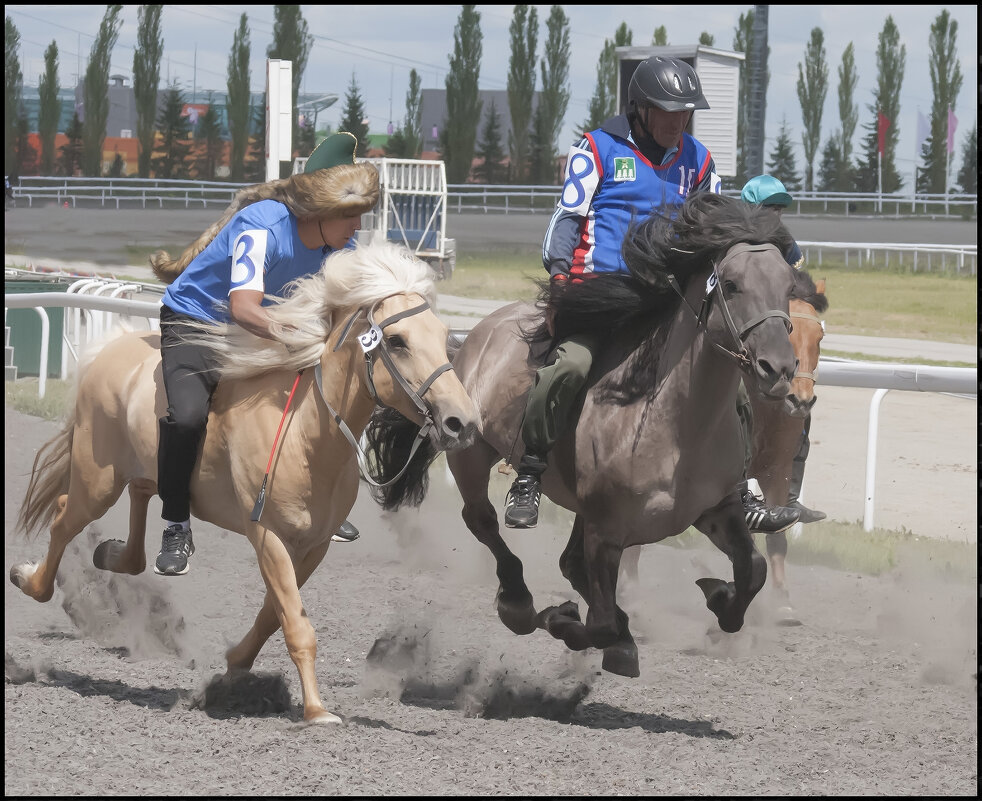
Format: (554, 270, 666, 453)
(741, 174, 793, 207)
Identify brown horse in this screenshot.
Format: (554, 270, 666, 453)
(621, 271, 828, 619)
(748, 272, 828, 616)
(10, 241, 479, 723)
(371, 193, 799, 678)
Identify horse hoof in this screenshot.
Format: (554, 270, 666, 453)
(305, 709, 343, 725)
(93, 539, 141, 573)
(9, 561, 37, 590)
(495, 588, 537, 635)
(602, 642, 640, 678)
(776, 606, 802, 627)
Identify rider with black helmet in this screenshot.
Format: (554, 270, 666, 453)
(502, 57, 800, 536)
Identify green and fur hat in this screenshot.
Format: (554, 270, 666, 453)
(302, 131, 379, 217)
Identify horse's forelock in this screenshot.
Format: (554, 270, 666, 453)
(319, 241, 436, 312)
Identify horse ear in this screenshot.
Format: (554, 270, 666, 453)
(815, 278, 826, 294)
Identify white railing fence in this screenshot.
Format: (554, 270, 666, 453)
(4, 290, 977, 535)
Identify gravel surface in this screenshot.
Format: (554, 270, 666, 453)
(4, 408, 977, 796)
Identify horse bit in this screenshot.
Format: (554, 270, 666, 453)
(312, 297, 453, 488)
(667, 242, 793, 372)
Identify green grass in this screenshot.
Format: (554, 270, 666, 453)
(444, 250, 978, 345)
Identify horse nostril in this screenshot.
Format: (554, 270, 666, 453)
(806, 395, 818, 410)
(443, 416, 463, 435)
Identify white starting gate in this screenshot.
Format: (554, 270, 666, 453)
(293, 155, 455, 279)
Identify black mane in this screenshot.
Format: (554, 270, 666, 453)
(525, 192, 795, 404)
(792, 269, 829, 314)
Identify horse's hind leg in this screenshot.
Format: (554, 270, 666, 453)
(694, 492, 768, 633)
(12, 472, 122, 603)
(92, 479, 154, 575)
(226, 538, 330, 673)
(447, 441, 536, 635)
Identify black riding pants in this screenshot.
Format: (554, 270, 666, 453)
(158, 305, 222, 522)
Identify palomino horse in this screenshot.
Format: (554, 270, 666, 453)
(10, 241, 479, 724)
(748, 271, 828, 616)
(620, 270, 829, 620)
(372, 193, 798, 678)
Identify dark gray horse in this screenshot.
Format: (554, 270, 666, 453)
(368, 192, 798, 679)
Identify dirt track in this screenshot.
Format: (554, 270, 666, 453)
(4, 407, 977, 796)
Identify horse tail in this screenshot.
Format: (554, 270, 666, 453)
(16, 410, 76, 538)
(363, 407, 438, 511)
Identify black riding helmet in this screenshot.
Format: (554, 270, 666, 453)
(628, 57, 710, 113)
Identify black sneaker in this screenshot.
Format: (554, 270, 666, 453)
(332, 520, 360, 543)
(742, 490, 800, 534)
(504, 474, 541, 529)
(788, 500, 827, 524)
(154, 524, 195, 576)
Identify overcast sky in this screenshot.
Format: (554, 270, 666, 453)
(7, 4, 978, 180)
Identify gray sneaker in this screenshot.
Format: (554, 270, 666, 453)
(154, 524, 194, 576)
(504, 474, 541, 529)
(742, 491, 800, 534)
(332, 520, 360, 543)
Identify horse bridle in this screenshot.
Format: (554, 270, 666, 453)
(312, 296, 453, 488)
(667, 242, 793, 373)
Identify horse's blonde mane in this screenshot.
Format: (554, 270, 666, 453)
(187, 240, 438, 380)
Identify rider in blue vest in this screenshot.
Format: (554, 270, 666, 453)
(151, 133, 379, 576)
(503, 57, 800, 536)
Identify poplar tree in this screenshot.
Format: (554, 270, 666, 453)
(506, 5, 537, 184)
(81, 5, 123, 176)
(133, 5, 163, 178)
(193, 94, 223, 180)
(338, 73, 371, 157)
(581, 23, 632, 136)
(59, 112, 83, 176)
(651, 26, 668, 45)
(441, 5, 483, 183)
(699, 32, 715, 46)
(854, 17, 905, 193)
(918, 9, 963, 194)
(529, 5, 570, 184)
(226, 13, 252, 182)
(38, 42, 61, 175)
(955, 124, 976, 194)
(5, 16, 23, 178)
(795, 28, 828, 192)
(267, 5, 313, 155)
(836, 43, 859, 189)
(386, 68, 422, 158)
(733, 10, 769, 185)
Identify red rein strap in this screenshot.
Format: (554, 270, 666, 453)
(251, 368, 304, 522)
(264, 369, 304, 474)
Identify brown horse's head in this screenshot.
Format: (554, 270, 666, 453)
(786, 275, 828, 417)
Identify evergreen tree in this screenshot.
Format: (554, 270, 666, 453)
(766, 117, 801, 192)
(193, 94, 223, 180)
(528, 5, 570, 184)
(15, 114, 37, 176)
(506, 5, 537, 184)
(267, 5, 313, 155)
(133, 5, 163, 178)
(81, 5, 123, 177)
(795, 28, 828, 192)
(441, 5, 483, 183)
(836, 43, 859, 190)
(955, 123, 977, 194)
(107, 150, 125, 177)
(651, 25, 668, 45)
(59, 111, 83, 176)
(919, 9, 963, 194)
(474, 97, 506, 184)
(5, 16, 23, 178)
(226, 13, 252, 182)
(854, 16, 905, 193)
(297, 113, 316, 157)
(582, 23, 631, 136)
(38, 41, 60, 176)
(152, 84, 192, 179)
(816, 133, 841, 191)
(338, 73, 371, 157)
(528, 100, 552, 184)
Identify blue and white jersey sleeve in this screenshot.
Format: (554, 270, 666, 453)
(229, 228, 270, 294)
(542, 137, 597, 278)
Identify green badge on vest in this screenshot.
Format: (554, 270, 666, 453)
(613, 157, 636, 181)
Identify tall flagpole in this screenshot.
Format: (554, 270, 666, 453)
(945, 108, 950, 216)
(877, 150, 882, 213)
